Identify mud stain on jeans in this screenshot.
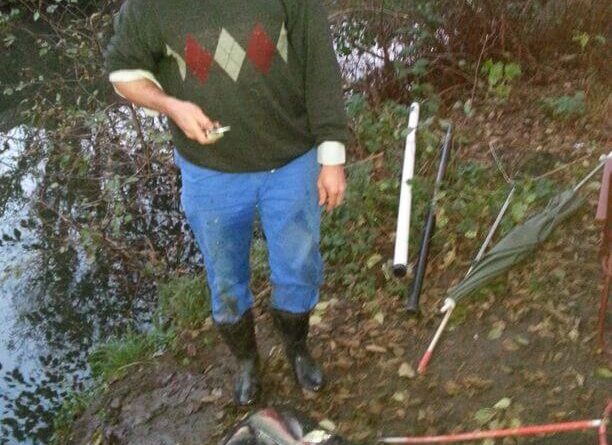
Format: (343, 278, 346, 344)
(220, 293, 240, 320)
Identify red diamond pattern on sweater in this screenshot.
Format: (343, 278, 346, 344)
(247, 23, 277, 74)
(185, 35, 213, 83)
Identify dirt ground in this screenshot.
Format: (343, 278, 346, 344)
(70, 209, 611, 445)
(70, 89, 611, 445)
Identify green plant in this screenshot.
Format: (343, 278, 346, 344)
(158, 274, 211, 332)
(50, 386, 101, 445)
(349, 97, 410, 154)
(88, 331, 160, 383)
(572, 30, 606, 51)
(541, 92, 586, 119)
(480, 59, 522, 99)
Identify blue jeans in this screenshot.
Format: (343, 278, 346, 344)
(175, 148, 323, 324)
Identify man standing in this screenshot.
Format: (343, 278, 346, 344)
(105, 0, 348, 406)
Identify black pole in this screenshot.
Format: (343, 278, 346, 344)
(405, 125, 452, 315)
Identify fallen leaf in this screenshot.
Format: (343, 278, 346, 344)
(510, 418, 522, 428)
(474, 407, 496, 425)
(595, 367, 612, 379)
(392, 346, 406, 357)
(315, 301, 331, 312)
(568, 328, 579, 341)
(443, 248, 456, 268)
(502, 338, 519, 351)
(444, 380, 461, 396)
(365, 344, 387, 354)
(392, 391, 409, 403)
(89, 430, 103, 445)
(494, 397, 512, 410)
(201, 394, 221, 403)
(488, 321, 506, 340)
(374, 311, 385, 325)
(398, 362, 416, 379)
(515, 335, 530, 346)
(366, 254, 383, 269)
(319, 419, 337, 432)
(310, 315, 323, 326)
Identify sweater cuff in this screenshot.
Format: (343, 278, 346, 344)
(317, 141, 346, 165)
(109, 69, 163, 117)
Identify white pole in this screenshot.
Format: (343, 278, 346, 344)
(573, 151, 612, 193)
(393, 103, 420, 277)
(418, 184, 515, 374)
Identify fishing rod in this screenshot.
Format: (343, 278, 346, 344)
(381, 401, 611, 444)
(417, 184, 516, 374)
(393, 103, 420, 277)
(405, 125, 453, 315)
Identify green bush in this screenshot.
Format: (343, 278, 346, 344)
(541, 92, 586, 119)
(481, 59, 522, 99)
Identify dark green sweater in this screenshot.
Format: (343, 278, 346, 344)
(105, 0, 349, 172)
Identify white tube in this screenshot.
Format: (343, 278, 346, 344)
(393, 102, 420, 277)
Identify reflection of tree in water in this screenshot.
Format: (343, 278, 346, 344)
(0, 264, 147, 442)
(2, 353, 84, 441)
(0, 115, 201, 443)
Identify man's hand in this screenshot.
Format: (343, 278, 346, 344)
(112, 79, 220, 146)
(318, 165, 346, 212)
(165, 98, 220, 145)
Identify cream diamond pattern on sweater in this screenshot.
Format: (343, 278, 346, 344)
(277, 22, 288, 63)
(214, 28, 246, 82)
(166, 44, 186, 80)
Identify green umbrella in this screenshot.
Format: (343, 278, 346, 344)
(447, 188, 585, 302)
(418, 155, 610, 375)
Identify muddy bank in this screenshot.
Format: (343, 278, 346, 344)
(71, 227, 610, 444)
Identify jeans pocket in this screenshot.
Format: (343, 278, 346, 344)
(175, 149, 225, 196)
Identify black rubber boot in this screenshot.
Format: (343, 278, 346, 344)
(215, 310, 261, 406)
(271, 309, 326, 392)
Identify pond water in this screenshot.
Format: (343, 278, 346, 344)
(0, 122, 186, 444)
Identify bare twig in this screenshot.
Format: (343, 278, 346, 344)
(470, 34, 490, 103)
(532, 154, 592, 181)
(346, 152, 385, 169)
(488, 142, 512, 184)
(328, 7, 413, 23)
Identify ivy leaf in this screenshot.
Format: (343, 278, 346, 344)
(488, 321, 506, 340)
(504, 63, 522, 80)
(487, 62, 504, 86)
(474, 407, 496, 425)
(511, 202, 528, 222)
(366, 254, 383, 269)
(494, 397, 512, 410)
(595, 367, 612, 379)
(410, 58, 429, 77)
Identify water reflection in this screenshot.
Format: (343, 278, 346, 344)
(0, 116, 197, 443)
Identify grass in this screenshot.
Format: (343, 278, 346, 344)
(51, 274, 214, 441)
(156, 273, 214, 357)
(50, 386, 102, 445)
(88, 330, 161, 383)
(87, 274, 213, 385)
(158, 273, 211, 332)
